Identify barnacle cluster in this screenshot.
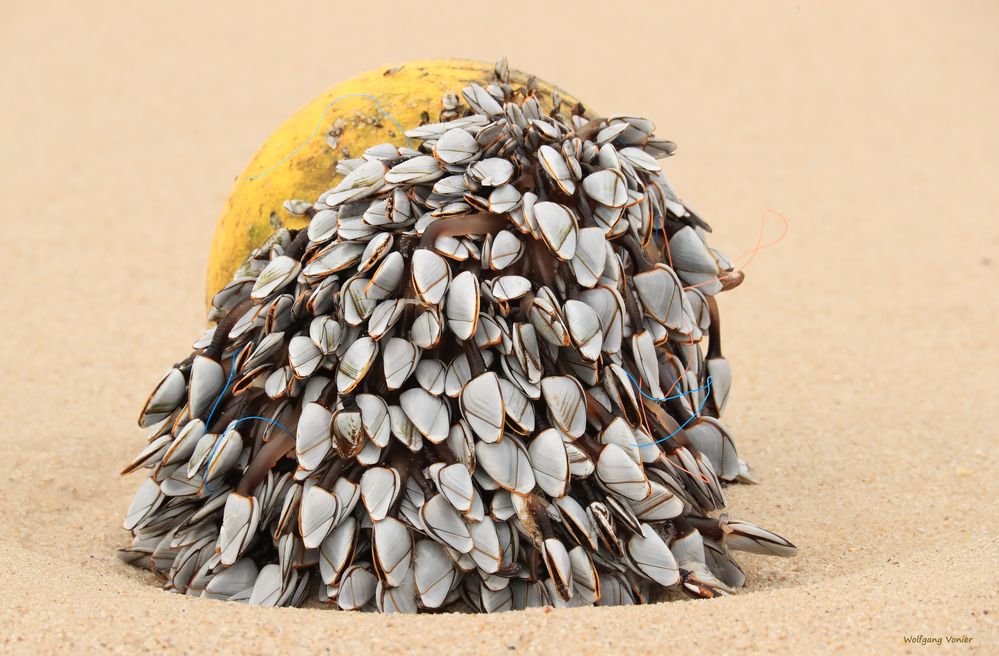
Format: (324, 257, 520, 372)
(121, 59, 795, 611)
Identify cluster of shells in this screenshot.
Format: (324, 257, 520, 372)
(121, 59, 795, 612)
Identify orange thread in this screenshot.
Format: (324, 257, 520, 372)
(661, 454, 710, 483)
(661, 223, 674, 269)
(682, 209, 790, 292)
(632, 210, 787, 481)
(661, 330, 698, 397)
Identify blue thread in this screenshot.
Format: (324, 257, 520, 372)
(247, 94, 414, 183)
(621, 369, 710, 402)
(204, 350, 239, 429)
(229, 415, 294, 436)
(199, 351, 294, 488)
(202, 432, 226, 481)
(202, 416, 294, 485)
(629, 376, 713, 448)
(201, 351, 239, 482)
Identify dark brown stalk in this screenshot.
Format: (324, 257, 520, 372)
(429, 441, 457, 466)
(573, 185, 596, 228)
(512, 171, 536, 192)
(618, 233, 654, 272)
(684, 515, 724, 540)
(525, 238, 557, 289)
(527, 494, 556, 540)
(641, 398, 692, 451)
(560, 262, 581, 300)
(584, 391, 614, 430)
(319, 458, 354, 489)
(705, 295, 722, 360)
(515, 291, 536, 321)
(236, 433, 294, 495)
(573, 118, 606, 141)
(572, 435, 603, 461)
(419, 213, 510, 249)
(235, 398, 302, 494)
(282, 228, 312, 260)
(462, 339, 487, 378)
(205, 297, 253, 360)
(317, 378, 339, 408)
(207, 390, 262, 434)
(620, 287, 645, 341)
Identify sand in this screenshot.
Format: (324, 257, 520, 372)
(1, 0, 997, 653)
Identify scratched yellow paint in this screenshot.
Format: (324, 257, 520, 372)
(205, 59, 589, 310)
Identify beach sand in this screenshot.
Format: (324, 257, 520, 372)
(1, 1, 996, 653)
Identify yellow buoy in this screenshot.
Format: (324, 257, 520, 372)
(206, 59, 590, 309)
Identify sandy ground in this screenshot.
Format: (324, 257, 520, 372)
(1, 0, 997, 653)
